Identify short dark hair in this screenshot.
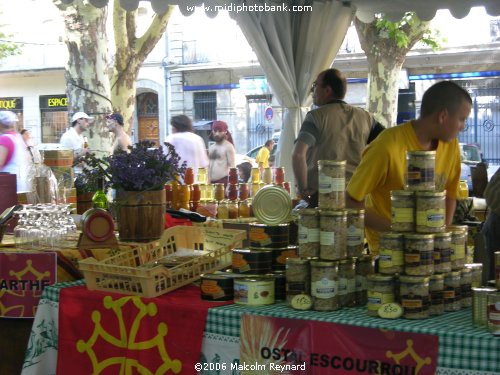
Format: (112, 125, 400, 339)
(320, 69, 347, 99)
(170, 115, 193, 132)
(20, 129, 28, 135)
(264, 139, 274, 147)
(420, 81, 472, 118)
(237, 162, 252, 182)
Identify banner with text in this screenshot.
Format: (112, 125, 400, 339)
(0, 251, 57, 318)
(240, 314, 438, 374)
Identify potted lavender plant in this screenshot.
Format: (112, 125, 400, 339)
(78, 141, 185, 241)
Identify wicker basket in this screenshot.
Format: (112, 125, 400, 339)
(78, 226, 246, 297)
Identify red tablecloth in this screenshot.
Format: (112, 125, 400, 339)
(57, 284, 231, 375)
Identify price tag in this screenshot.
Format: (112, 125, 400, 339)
(378, 302, 403, 319)
(291, 294, 313, 311)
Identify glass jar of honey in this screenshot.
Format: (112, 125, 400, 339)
(214, 183, 225, 201)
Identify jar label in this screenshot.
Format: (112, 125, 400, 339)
(392, 207, 414, 223)
(318, 174, 345, 193)
(320, 231, 335, 246)
(312, 278, 337, 299)
(416, 209, 445, 227)
(346, 225, 363, 246)
(287, 282, 308, 293)
(452, 244, 465, 260)
(298, 226, 308, 243)
(380, 249, 404, 267)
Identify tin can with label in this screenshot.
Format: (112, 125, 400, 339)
(472, 287, 497, 327)
(255, 245, 297, 271)
(200, 273, 234, 301)
(249, 223, 290, 249)
(234, 277, 275, 305)
(232, 249, 273, 274)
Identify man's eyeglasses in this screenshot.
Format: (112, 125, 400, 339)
(311, 82, 318, 91)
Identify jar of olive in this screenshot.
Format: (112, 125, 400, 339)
(448, 225, 467, 270)
(367, 274, 395, 317)
(298, 208, 320, 258)
(460, 267, 472, 308)
(429, 274, 444, 316)
(310, 260, 339, 311)
(379, 232, 404, 275)
(355, 255, 374, 306)
(400, 276, 430, 319)
(416, 191, 446, 233)
(346, 209, 365, 258)
(444, 271, 462, 312)
(319, 210, 347, 260)
(286, 258, 310, 305)
(338, 258, 355, 307)
(404, 233, 434, 276)
(390, 190, 415, 232)
(433, 232, 452, 273)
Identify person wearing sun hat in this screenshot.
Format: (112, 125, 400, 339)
(105, 112, 132, 154)
(60, 111, 93, 157)
(208, 120, 236, 184)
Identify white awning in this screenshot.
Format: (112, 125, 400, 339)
(66, 0, 500, 21)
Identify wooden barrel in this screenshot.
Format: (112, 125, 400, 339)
(77, 192, 94, 215)
(42, 149, 74, 187)
(117, 190, 166, 242)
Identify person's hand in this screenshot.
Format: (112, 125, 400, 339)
(298, 187, 315, 200)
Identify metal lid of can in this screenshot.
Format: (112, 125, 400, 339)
(465, 263, 483, 270)
(399, 275, 430, 283)
(390, 190, 415, 197)
(434, 231, 452, 238)
(380, 231, 404, 239)
(407, 150, 436, 156)
(318, 160, 346, 166)
(252, 185, 292, 225)
(298, 208, 319, 216)
(416, 191, 446, 197)
(319, 209, 347, 217)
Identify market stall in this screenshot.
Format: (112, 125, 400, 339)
(22, 280, 499, 375)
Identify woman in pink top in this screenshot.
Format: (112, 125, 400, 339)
(0, 111, 31, 192)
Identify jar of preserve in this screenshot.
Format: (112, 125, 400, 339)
(217, 200, 229, 219)
(448, 225, 467, 270)
(367, 274, 395, 317)
(400, 276, 430, 319)
(318, 160, 346, 209)
(433, 232, 452, 273)
(214, 183, 225, 201)
(238, 183, 249, 200)
(429, 274, 444, 316)
(416, 191, 446, 233)
(286, 258, 310, 305)
(460, 267, 472, 308)
(338, 258, 355, 307)
(444, 271, 462, 312)
(197, 167, 208, 184)
(320, 209, 347, 260)
(228, 167, 238, 185)
(227, 183, 238, 201)
(379, 232, 404, 275)
(390, 190, 415, 232)
(310, 260, 339, 311)
(184, 167, 194, 185)
(274, 167, 285, 184)
(346, 209, 365, 258)
(263, 168, 273, 184)
(404, 233, 434, 276)
(238, 199, 251, 218)
(465, 263, 483, 288)
(298, 208, 320, 258)
(406, 150, 435, 191)
(191, 184, 201, 202)
(355, 255, 374, 306)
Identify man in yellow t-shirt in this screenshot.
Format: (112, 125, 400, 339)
(346, 81, 472, 255)
(255, 139, 275, 173)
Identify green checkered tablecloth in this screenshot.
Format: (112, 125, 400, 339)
(39, 281, 499, 373)
(205, 303, 500, 373)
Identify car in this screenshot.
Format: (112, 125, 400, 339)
(459, 143, 484, 193)
(246, 134, 279, 167)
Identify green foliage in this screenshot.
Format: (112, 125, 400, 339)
(375, 12, 443, 51)
(0, 32, 21, 60)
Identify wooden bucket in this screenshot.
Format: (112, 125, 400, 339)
(116, 190, 166, 242)
(77, 192, 94, 215)
(42, 149, 74, 187)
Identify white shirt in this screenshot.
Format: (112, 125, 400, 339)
(60, 127, 84, 174)
(1, 133, 31, 192)
(164, 131, 209, 182)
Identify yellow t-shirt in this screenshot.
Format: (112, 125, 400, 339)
(346, 121, 461, 255)
(255, 146, 271, 168)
